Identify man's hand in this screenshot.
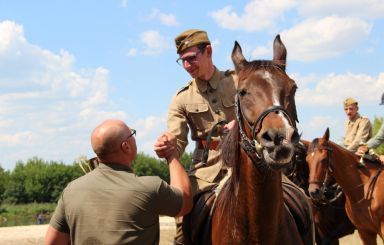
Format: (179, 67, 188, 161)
(380, 155, 384, 164)
(356, 145, 368, 156)
(154, 132, 178, 161)
(221, 120, 235, 135)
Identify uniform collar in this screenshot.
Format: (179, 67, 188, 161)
(98, 162, 133, 172)
(348, 113, 361, 123)
(195, 67, 220, 93)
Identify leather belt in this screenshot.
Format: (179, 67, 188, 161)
(196, 140, 219, 150)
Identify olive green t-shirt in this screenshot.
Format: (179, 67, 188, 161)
(49, 163, 183, 245)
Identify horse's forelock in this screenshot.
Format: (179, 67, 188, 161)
(308, 138, 319, 153)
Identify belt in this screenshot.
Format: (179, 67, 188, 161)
(196, 140, 219, 150)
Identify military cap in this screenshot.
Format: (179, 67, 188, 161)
(343, 97, 358, 107)
(175, 29, 210, 54)
(380, 92, 384, 105)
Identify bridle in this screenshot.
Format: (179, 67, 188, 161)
(308, 142, 343, 204)
(235, 93, 296, 164)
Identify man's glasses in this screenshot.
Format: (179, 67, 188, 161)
(126, 129, 136, 140)
(176, 50, 201, 66)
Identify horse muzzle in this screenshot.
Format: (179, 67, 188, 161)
(259, 127, 299, 169)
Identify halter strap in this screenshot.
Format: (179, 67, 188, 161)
(235, 94, 297, 164)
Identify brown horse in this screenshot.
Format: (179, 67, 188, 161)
(210, 35, 313, 245)
(307, 128, 384, 244)
(284, 140, 355, 245)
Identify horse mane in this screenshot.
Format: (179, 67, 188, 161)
(214, 121, 241, 229)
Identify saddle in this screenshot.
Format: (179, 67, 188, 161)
(361, 153, 382, 166)
(282, 179, 314, 245)
(182, 187, 217, 245)
(182, 179, 314, 245)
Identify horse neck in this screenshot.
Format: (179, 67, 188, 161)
(235, 150, 284, 242)
(330, 143, 365, 201)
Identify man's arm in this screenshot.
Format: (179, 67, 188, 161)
(45, 226, 70, 245)
(155, 132, 192, 217)
(367, 123, 384, 149)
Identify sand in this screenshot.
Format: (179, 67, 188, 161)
(0, 216, 382, 245)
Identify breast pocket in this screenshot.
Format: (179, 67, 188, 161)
(186, 103, 212, 131)
(221, 97, 236, 121)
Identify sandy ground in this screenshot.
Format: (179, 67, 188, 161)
(0, 216, 382, 245)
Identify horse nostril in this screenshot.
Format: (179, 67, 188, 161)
(262, 131, 273, 143)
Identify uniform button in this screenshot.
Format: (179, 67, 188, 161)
(195, 109, 199, 112)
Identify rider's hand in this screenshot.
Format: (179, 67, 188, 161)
(379, 155, 384, 164)
(222, 120, 235, 134)
(356, 145, 368, 156)
(154, 132, 178, 161)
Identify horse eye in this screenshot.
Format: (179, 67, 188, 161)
(238, 89, 247, 97)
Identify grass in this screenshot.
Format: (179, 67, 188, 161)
(0, 203, 56, 227)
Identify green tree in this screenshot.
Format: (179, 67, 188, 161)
(132, 152, 193, 183)
(2, 157, 83, 204)
(0, 166, 10, 203)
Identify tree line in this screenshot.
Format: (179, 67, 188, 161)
(0, 153, 192, 204)
(0, 117, 382, 205)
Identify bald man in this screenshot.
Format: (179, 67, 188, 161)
(45, 119, 192, 245)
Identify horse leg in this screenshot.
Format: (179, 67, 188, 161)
(358, 230, 377, 245)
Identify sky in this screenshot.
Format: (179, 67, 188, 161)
(0, 0, 383, 170)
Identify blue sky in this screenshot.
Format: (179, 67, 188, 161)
(0, 0, 383, 170)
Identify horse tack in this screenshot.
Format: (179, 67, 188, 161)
(285, 140, 355, 244)
(307, 128, 384, 243)
(235, 91, 297, 166)
(307, 142, 334, 187)
(211, 35, 313, 245)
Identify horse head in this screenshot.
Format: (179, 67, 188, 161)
(232, 35, 300, 170)
(306, 128, 336, 202)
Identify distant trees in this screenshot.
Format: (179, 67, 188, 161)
(0, 152, 193, 204)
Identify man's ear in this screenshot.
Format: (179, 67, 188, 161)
(206, 45, 212, 57)
(121, 141, 130, 153)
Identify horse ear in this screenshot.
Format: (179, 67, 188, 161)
(232, 41, 247, 72)
(323, 128, 330, 141)
(273, 34, 287, 71)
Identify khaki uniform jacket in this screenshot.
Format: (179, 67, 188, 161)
(343, 113, 372, 151)
(168, 67, 237, 183)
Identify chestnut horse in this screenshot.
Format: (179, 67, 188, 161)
(284, 141, 355, 245)
(211, 35, 313, 245)
(307, 128, 384, 245)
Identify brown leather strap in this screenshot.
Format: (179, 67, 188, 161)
(196, 140, 219, 150)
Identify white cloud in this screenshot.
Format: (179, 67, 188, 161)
(296, 72, 384, 106)
(149, 9, 179, 26)
(0, 21, 126, 169)
(297, 116, 341, 142)
(127, 48, 138, 56)
(297, 0, 384, 19)
(210, 0, 296, 32)
(140, 30, 169, 55)
(279, 16, 372, 61)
